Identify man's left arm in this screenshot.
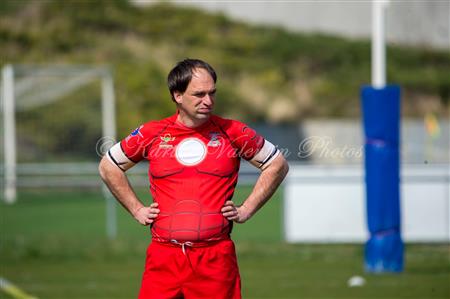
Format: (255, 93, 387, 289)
(221, 153, 289, 223)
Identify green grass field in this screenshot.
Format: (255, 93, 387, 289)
(1, 186, 449, 299)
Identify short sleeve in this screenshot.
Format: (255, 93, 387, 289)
(228, 120, 264, 160)
(120, 124, 153, 163)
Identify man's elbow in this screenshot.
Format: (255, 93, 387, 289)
(269, 154, 289, 180)
(280, 157, 289, 179)
(282, 159, 289, 176)
(98, 156, 110, 180)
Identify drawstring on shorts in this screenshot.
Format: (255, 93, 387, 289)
(170, 239, 193, 255)
(170, 239, 195, 271)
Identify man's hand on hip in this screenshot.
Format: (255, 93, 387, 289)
(221, 200, 251, 224)
(133, 202, 160, 225)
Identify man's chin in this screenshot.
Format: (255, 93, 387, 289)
(196, 112, 212, 118)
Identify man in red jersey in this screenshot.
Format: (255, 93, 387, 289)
(99, 59, 289, 299)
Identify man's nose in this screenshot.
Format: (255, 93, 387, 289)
(203, 94, 214, 106)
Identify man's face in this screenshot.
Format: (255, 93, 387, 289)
(174, 68, 216, 123)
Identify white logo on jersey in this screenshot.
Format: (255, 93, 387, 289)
(175, 138, 206, 166)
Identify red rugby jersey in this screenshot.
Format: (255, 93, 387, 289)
(120, 113, 264, 243)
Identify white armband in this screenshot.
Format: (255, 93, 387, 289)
(106, 143, 136, 171)
(249, 139, 280, 170)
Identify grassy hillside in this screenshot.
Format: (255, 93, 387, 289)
(1, 0, 449, 137)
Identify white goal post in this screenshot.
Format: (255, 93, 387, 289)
(1, 64, 117, 238)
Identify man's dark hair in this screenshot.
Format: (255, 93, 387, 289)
(167, 59, 217, 101)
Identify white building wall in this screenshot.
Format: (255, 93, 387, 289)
(284, 164, 450, 243)
(133, 0, 450, 49)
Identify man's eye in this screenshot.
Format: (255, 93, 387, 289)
(195, 93, 206, 97)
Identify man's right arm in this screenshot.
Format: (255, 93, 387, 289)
(98, 156, 159, 225)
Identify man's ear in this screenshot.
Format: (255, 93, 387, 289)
(173, 91, 183, 104)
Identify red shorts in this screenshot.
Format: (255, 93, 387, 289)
(138, 239, 241, 299)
